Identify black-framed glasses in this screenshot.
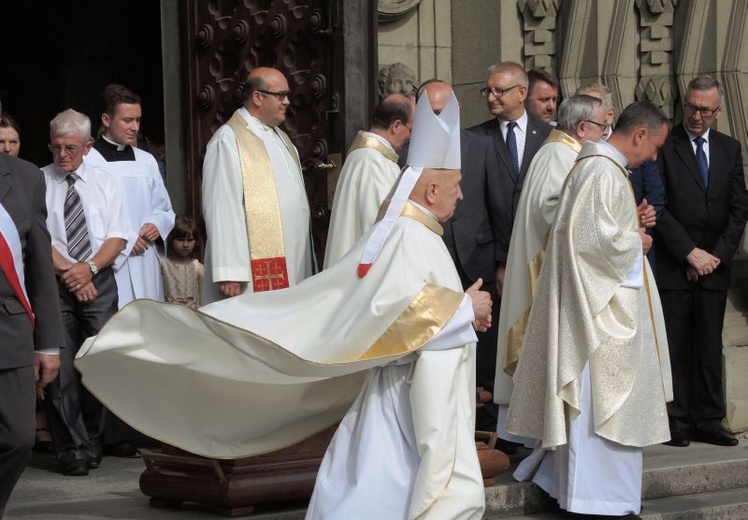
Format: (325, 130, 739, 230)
(684, 102, 720, 118)
(584, 120, 609, 132)
(257, 89, 291, 101)
(480, 84, 520, 98)
(48, 143, 84, 156)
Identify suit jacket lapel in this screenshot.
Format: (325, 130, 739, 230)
(672, 125, 707, 193)
(484, 119, 516, 182)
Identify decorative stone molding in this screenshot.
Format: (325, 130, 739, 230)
(378, 0, 422, 22)
(517, 0, 559, 71)
(634, 0, 677, 118)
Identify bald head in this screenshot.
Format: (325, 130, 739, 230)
(409, 168, 463, 223)
(418, 80, 454, 115)
(242, 67, 291, 126)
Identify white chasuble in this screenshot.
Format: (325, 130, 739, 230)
(495, 130, 581, 405)
(504, 141, 672, 515)
(324, 130, 401, 268)
(76, 202, 484, 519)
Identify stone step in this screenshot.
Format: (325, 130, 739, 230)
(496, 487, 748, 519)
(482, 439, 748, 519)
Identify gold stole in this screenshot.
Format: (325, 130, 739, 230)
(228, 112, 297, 292)
(347, 131, 399, 164)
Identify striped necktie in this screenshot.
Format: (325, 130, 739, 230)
(64, 173, 92, 261)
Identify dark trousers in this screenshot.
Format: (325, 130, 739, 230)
(0, 365, 35, 516)
(47, 267, 117, 463)
(659, 287, 728, 434)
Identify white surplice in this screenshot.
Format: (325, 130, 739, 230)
(201, 108, 313, 304)
(323, 131, 401, 268)
(75, 202, 485, 520)
(505, 141, 672, 516)
(85, 146, 175, 307)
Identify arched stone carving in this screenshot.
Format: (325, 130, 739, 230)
(377, 62, 418, 101)
(378, 0, 422, 22)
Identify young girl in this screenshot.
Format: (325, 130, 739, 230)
(161, 215, 204, 309)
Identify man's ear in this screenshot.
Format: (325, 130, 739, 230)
(425, 181, 438, 204)
(101, 113, 110, 128)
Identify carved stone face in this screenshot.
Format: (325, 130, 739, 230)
(378, 63, 417, 100)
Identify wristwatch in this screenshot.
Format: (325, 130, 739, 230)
(87, 260, 99, 276)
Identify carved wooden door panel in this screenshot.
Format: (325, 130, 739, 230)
(182, 1, 374, 265)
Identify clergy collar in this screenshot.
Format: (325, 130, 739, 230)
(239, 107, 276, 133)
(597, 138, 628, 168)
(101, 135, 129, 152)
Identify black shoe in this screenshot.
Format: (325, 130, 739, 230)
(87, 455, 102, 469)
(60, 458, 89, 476)
(106, 441, 141, 458)
(663, 430, 690, 447)
(33, 428, 56, 454)
(694, 428, 739, 447)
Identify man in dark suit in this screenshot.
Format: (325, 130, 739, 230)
(655, 75, 748, 447)
(466, 63, 552, 432)
(0, 153, 63, 515)
(468, 61, 553, 291)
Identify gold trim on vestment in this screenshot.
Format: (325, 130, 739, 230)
(376, 200, 444, 236)
(358, 283, 464, 360)
(228, 112, 289, 290)
(347, 131, 399, 164)
(504, 247, 545, 376)
(502, 134, 580, 375)
(543, 128, 583, 152)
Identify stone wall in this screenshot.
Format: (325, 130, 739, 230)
(377, 0, 748, 433)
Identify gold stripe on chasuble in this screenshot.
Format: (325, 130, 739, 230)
(504, 247, 545, 376)
(347, 132, 400, 164)
(228, 113, 289, 292)
(375, 201, 444, 236)
(358, 283, 465, 360)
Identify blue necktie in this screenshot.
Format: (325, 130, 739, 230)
(505, 121, 520, 178)
(694, 136, 709, 186)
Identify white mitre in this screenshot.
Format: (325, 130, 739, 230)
(358, 92, 461, 276)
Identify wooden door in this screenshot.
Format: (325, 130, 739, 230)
(181, 0, 377, 266)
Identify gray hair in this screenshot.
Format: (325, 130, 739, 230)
(556, 95, 602, 132)
(50, 109, 92, 142)
(575, 82, 614, 114)
(486, 62, 528, 87)
(687, 74, 724, 106)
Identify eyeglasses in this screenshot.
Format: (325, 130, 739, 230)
(257, 89, 291, 101)
(48, 144, 84, 156)
(481, 84, 520, 98)
(684, 102, 720, 118)
(584, 120, 609, 132)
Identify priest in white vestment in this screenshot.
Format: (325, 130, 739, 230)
(85, 85, 175, 309)
(201, 67, 314, 304)
(323, 93, 413, 268)
(76, 91, 488, 520)
(505, 101, 673, 516)
(494, 95, 609, 445)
